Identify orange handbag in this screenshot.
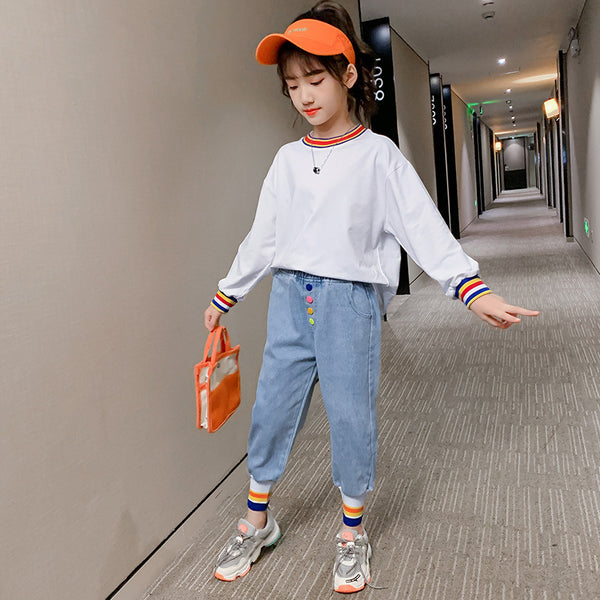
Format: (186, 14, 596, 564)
(194, 326, 241, 432)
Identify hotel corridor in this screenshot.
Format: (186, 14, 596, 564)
(141, 191, 600, 600)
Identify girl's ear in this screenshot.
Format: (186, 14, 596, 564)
(343, 64, 358, 89)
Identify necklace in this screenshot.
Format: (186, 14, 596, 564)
(310, 146, 334, 174)
(307, 124, 359, 175)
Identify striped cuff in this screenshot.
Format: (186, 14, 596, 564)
(211, 290, 237, 314)
(455, 276, 492, 308)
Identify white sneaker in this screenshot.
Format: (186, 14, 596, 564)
(333, 529, 372, 593)
(214, 510, 280, 581)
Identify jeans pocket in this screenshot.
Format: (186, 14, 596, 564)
(346, 282, 373, 319)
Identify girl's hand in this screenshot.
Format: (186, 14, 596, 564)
(204, 305, 222, 331)
(469, 293, 540, 329)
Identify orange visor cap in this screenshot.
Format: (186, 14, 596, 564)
(256, 19, 355, 66)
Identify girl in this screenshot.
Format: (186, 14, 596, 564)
(204, 1, 538, 593)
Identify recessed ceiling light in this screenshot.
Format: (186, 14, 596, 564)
(498, 58, 506, 65)
(509, 106, 513, 111)
(506, 88, 511, 93)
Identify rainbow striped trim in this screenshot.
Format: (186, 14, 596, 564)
(342, 503, 364, 527)
(211, 290, 237, 314)
(455, 276, 492, 308)
(302, 124, 366, 148)
(247, 489, 271, 512)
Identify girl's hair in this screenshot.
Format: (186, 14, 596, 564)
(276, 1, 377, 124)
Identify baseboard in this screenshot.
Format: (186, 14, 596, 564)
(109, 458, 248, 600)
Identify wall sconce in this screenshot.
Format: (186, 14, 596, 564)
(543, 98, 560, 119)
(495, 141, 502, 152)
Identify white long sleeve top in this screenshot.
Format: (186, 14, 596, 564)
(214, 125, 487, 314)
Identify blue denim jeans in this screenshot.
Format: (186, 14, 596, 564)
(247, 270, 381, 498)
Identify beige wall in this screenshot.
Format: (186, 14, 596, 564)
(389, 29, 437, 283)
(386, 27, 483, 280)
(539, 118, 548, 200)
(567, 0, 600, 270)
(479, 121, 494, 209)
(0, 1, 359, 598)
(451, 91, 479, 230)
(552, 120, 562, 213)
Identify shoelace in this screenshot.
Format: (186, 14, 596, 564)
(217, 531, 249, 563)
(336, 539, 387, 591)
(216, 509, 281, 568)
(337, 539, 357, 563)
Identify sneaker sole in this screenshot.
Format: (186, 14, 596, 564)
(214, 522, 281, 581)
(334, 575, 371, 594)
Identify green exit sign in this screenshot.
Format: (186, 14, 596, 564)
(584, 218, 590, 237)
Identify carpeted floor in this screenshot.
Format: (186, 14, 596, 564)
(142, 191, 600, 600)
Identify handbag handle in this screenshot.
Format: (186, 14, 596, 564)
(203, 326, 231, 365)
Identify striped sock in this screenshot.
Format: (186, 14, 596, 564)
(341, 492, 366, 528)
(247, 478, 274, 512)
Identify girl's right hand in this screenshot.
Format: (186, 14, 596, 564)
(204, 305, 222, 331)
(469, 293, 539, 328)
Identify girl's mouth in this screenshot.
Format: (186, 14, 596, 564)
(304, 108, 320, 116)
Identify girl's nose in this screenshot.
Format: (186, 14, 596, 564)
(300, 85, 314, 105)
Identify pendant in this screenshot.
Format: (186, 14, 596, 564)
(313, 167, 320, 174)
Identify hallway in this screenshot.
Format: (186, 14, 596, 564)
(140, 192, 600, 600)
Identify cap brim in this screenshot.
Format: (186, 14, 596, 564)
(255, 33, 288, 65)
(255, 19, 356, 66)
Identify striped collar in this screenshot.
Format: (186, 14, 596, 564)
(302, 124, 366, 148)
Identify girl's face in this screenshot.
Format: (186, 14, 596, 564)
(283, 56, 358, 136)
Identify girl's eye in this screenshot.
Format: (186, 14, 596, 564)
(288, 85, 298, 91)
(311, 79, 324, 86)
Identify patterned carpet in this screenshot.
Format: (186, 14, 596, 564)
(142, 191, 600, 600)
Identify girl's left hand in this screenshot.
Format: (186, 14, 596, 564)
(469, 293, 540, 329)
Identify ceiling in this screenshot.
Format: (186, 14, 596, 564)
(360, 0, 586, 137)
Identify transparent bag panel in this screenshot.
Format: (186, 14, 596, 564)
(209, 354, 238, 391)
